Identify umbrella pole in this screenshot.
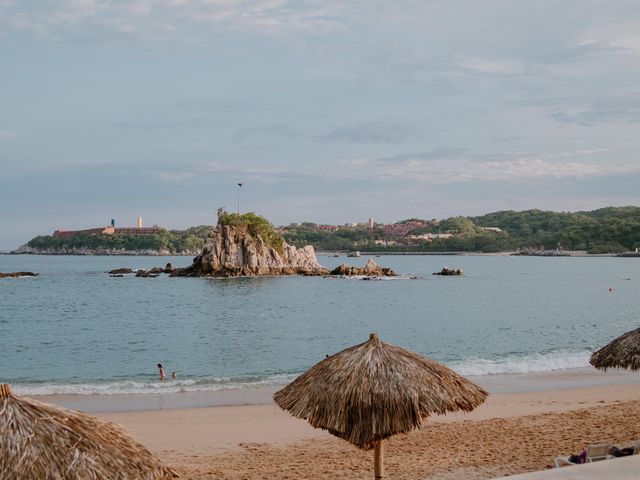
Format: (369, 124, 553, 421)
(374, 439, 384, 479)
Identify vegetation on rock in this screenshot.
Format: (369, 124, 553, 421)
(217, 209, 285, 254)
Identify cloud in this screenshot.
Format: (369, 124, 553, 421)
(319, 118, 421, 144)
(0, 130, 17, 140)
(0, 0, 347, 40)
(340, 148, 637, 184)
(530, 39, 630, 64)
(231, 123, 304, 142)
(146, 170, 195, 183)
(551, 94, 640, 126)
(110, 116, 217, 130)
(457, 57, 524, 76)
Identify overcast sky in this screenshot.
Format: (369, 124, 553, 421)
(2, 0, 640, 249)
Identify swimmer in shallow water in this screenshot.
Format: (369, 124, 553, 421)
(157, 363, 166, 380)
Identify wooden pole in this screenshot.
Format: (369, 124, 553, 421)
(374, 439, 384, 479)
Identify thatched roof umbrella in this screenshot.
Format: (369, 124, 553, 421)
(0, 384, 178, 479)
(274, 333, 487, 479)
(590, 327, 640, 371)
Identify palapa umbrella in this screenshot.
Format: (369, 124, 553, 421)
(0, 383, 178, 479)
(273, 333, 487, 479)
(590, 327, 640, 371)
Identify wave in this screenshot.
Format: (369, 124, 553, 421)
(11, 350, 593, 396)
(11, 373, 298, 396)
(450, 350, 591, 376)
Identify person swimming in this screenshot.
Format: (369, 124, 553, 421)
(157, 363, 166, 380)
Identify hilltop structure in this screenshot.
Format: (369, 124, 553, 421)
(52, 218, 162, 238)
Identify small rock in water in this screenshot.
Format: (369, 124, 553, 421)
(135, 270, 159, 278)
(0, 271, 38, 278)
(433, 267, 464, 276)
(329, 259, 396, 277)
(108, 268, 134, 274)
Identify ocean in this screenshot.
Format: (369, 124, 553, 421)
(1, 254, 638, 397)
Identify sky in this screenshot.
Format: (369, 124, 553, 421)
(1, 0, 640, 249)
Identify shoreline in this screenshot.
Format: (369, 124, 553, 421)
(27, 366, 638, 414)
(90, 382, 640, 479)
(16, 366, 639, 478)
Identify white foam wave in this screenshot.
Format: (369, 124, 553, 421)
(450, 350, 591, 376)
(12, 351, 593, 396)
(12, 373, 298, 396)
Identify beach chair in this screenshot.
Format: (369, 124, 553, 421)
(554, 443, 613, 468)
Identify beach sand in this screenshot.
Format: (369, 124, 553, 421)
(88, 382, 640, 479)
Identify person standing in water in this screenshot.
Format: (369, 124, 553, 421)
(157, 363, 166, 380)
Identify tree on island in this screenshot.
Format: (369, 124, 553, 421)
(216, 208, 285, 254)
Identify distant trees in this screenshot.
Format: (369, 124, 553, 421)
(472, 207, 640, 252)
(24, 207, 640, 255)
(284, 207, 640, 253)
(27, 227, 211, 254)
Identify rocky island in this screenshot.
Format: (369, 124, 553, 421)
(171, 210, 328, 277)
(114, 210, 397, 278)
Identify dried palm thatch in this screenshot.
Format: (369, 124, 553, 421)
(0, 384, 178, 479)
(590, 327, 640, 371)
(274, 334, 487, 479)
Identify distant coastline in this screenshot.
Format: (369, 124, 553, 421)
(4, 250, 634, 257)
(7, 206, 640, 256)
(3, 250, 197, 256)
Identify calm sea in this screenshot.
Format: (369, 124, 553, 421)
(0, 254, 638, 396)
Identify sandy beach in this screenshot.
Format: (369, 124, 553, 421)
(61, 375, 640, 479)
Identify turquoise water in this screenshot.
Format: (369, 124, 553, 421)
(0, 254, 638, 395)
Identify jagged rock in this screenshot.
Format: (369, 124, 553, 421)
(108, 268, 134, 274)
(149, 267, 164, 274)
(329, 259, 397, 277)
(0, 271, 38, 278)
(433, 266, 464, 276)
(110, 274, 125, 277)
(171, 224, 329, 277)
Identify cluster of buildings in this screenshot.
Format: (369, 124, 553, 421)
(299, 217, 503, 245)
(311, 219, 428, 237)
(53, 218, 163, 238)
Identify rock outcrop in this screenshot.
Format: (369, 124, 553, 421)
(108, 268, 134, 275)
(330, 259, 397, 277)
(0, 271, 38, 278)
(433, 266, 464, 276)
(171, 224, 329, 277)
